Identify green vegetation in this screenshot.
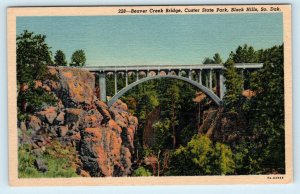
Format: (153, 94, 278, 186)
(70, 49, 86, 66)
(223, 57, 244, 111)
(54, 50, 67, 66)
(17, 30, 57, 118)
(18, 141, 78, 178)
(17, 30, 53, 84)
(133, 166, 152, 176)
(246, 45, 285, 173)
(222, 44, 285, 174)
(169, 135, 235, 175)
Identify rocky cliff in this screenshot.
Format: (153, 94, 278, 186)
(198, 107, 247, 144)
(18, 67, 138, 177)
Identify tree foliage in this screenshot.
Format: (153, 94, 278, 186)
(223, 57, 244, 111)
(169, 135, 235, 175)
(54, 50, 67, 66)
(246, 45, 285, 173)
(222, 44, 285, 174)
(17, 30, 57, 117)
(17, 30, 53, 84)
(70, 49, 86, 66)
(213, 53, 223, 64)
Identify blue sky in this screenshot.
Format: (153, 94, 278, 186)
(17, 13, 283, 66)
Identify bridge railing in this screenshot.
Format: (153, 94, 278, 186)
(82, 63, 263, 72)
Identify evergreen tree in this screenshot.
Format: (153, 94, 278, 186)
(203, 57, 214, 64)
(54, 50, 67, 66)
(213, 53, 223, 64)
(70, 49, 86, 66)
(17, 30, 56, 115)
(248, 45, 285, 173)
(233, 44, 258, 63)
(223, 58, 244, 111)
(17, 30, 53, 84)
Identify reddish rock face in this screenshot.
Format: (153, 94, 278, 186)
(36, 106, 57, 124)
(58, 67, 95, 107)
(20, 67, 138, 177)
(80, 127, 122, 176)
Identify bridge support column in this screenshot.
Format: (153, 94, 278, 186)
(199, 70, 202, 85)
(178, 70, 181, 77)
(125, 71, 128, 86)
(209, 69, 213, 90)
(205, 73, 209, 88)
(219, 70, 226, 99)
(114, 71, 117, 95)
(189, 70, 192, 80)
(241, 69, 245, 90)
(136, 71, 139, 81)
(99, 72, 106, 102)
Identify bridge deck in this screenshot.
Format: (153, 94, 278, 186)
(83, 63, 263, 72)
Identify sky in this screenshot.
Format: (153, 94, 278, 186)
(16, 13, 283, 66)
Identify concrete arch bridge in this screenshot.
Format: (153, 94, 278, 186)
(83, 63, 263, 107)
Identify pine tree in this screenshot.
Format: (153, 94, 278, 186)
(54, 50, 67, 66)
(17, 30, 56, 115)
(17, 30, 53, 84)
(223, 58, 243, 111)
(213, 53, 223, 64)
(248, 45, 285, 173)
(70, 49, 86, 66)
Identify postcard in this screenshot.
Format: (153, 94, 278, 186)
(7, 4, 292, 186)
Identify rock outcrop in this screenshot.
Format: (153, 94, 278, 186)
(198, 107, 247, 144)
(19, 67, 138, 177)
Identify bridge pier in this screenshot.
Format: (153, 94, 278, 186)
(189, 70, 192, 80)
(114, 71, 117, 95)
(99, 72, 106, 102)
(240, 69, 245, 90)
(125, 71, 128, 86)
(209, 69, 213, 90)
(219, 70, 226, 99)
(198, 70, 202, 85)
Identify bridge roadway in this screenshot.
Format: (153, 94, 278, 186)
(84, 63, 263, 72)
(82, 63, 263, 106)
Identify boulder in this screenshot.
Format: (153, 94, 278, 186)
(65, 108, 84, 124)
(35, 159, 48, 172)
(20, 121, 27, 131)
(36, 106, 57, 124)
(34, 80, 43, 89)
(57, 126, 68, 137)
(55, 112, 65, 125)
(111, 100, 128, 111)
(27, 115, 42, 131)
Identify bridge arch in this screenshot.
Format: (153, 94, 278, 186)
(107, 75, 221, 107)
